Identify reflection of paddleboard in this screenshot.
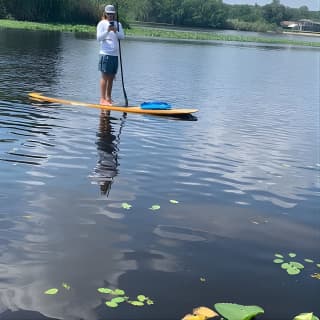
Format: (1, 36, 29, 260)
(29, 92, 198, 116)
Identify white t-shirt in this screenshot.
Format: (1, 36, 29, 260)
(96, 20, 125, 56)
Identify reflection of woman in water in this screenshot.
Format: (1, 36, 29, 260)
(91, 111, 119, 195)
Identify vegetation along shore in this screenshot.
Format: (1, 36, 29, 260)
(0, 19, 319, 48)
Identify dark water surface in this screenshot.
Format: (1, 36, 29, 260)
(0, 28, 319, 320)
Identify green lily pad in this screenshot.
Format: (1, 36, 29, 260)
(273, 259, 284, 264)
(44, 288, 59, 295)
(281, 263, 290, 269)
(316, 264, 320, 268)
(274, 253, 284, 258)
(169, 200, 179, 204)
(137, 295, 147, 302)
(304, 259, 314, 263)
(121, 203, 132, 210)
(62, 282, 71, 290)
(112, 288, 125, 295)
(149, 204, 160, 211)
(111, 297, 127, 303)
(214, 303, 264, 320)
(293, 312, 319, 320)
(97, 288, 113, 294)
(146, 299, 154, 305)
(289, 253, 297, 258)
(286, 267, 301, 275)
(290, 262, 304, 269)
(105, 301, 118, 308)
(129, 301, 144, 306)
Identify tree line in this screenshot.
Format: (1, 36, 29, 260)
(0, 0, 319, 31)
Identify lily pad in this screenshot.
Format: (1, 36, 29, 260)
(129, 300, 144, 306)
(317, 264, 320, 268)
(286, 267, 301, 275)
(290, 262, 304, 269)
(97, 287, 113, 294)
(111, 297, 127, 303)
(149, 204, 161, 211)
(105, 301, 118, 308)
(112, 289, 125, 295)
(193, 306, 218, 318)
(288, 253, 297, 258)
(137, 295, 147, 302)
(146, 299, 154, 305)
(62, 282, 71, 290)
(274, 253, 284, 258)
(121, 203, 132, 210)
(293, 313, 319, 320)
(273, 259, 284, 264)
(214, 303, 264, 320)
(170, 200, 179, 204)
(44, 288, 59, 295)
(304, 259, 314, 263)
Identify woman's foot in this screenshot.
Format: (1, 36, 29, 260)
(99, 98, 113, 106)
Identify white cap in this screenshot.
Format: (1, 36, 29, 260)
(105, 4, 116, 14)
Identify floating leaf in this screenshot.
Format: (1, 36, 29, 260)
(111, 297, 127, 303)
(287, 267, 301, 275)
(137, 295, 147, 302)
(146, 299, 154, 305)
(311, 273, 320, 280)
(62, 282, 71, 290)
(317, 264, 320, 268)
(290, 262, 304, 269)
(293, 312, 319, 320)
(182, 314, 206, 320)
(97, 288, 113, 294)
(200, 277, 206, 282)
(128, 301, 144, 306)
(304, 259, 314, 263)
(44, 288, 59, 295)
(193, 306, 218, 318)
(112, 289, 125, 295)
(281, 263, 290, 269)
(105, 301, 118, 308)
(121, 203, 132, 210)
(170, 200, 179, 204)
(149, 204, 160, 211)
(274, 253, 284, 258)
(273, 259, 284, 264)
(289, 253, 296, 258)
(214, 303, 264, 320)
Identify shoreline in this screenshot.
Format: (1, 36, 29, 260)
(0, 19, 319, 48)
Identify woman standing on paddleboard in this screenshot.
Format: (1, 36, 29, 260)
(97, 4, 125, 106)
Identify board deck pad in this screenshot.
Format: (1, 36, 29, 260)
(29, 92, 198, 116)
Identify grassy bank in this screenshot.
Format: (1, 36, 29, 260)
(1, 19, 320, 48)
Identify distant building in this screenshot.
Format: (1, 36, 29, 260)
(281, 19, 320, 32)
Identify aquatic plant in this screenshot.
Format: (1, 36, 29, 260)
(97, 287, 154, 308)
(214, 303, 264, 320)
(273, 253, 319, 276)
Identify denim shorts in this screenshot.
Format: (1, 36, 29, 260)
(98, 55, 118, 75)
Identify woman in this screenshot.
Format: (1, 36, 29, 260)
(97, 4, 125, 106)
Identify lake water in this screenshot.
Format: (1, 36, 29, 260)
(0, 28, 319, 320)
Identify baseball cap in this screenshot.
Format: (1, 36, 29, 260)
(105, 5, 116, 14)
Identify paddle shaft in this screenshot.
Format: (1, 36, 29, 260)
(116, 3, 128, 106)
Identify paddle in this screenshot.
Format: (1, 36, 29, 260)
(116, 3, 128, 106)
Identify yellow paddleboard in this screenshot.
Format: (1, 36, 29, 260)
(29, 92, 198, 116)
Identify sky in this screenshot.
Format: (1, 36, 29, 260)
(223, 0, 319, 11)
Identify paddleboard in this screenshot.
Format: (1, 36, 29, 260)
(29, 92, 198, 116)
